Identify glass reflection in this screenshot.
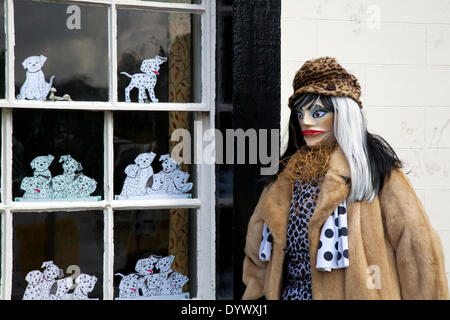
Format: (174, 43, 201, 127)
(14, 0, 109, 101)
(12, 109, 104, 201)
(140, 0, 202, 3)
(113, 210, 171, 298)
(113, 111, 195, 199)
(117, 9, 201, 103)
(12, 211, 104, 300)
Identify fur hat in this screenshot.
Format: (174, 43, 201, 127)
(288, 56, 363, 109)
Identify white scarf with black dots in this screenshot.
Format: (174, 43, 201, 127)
(316, 200, 349, 272)
(258, 201, 349, 271)
(259, 223, 272, 262)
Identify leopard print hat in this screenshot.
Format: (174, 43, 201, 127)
(288, 56, 363, 109)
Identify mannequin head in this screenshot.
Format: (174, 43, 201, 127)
(294, 95, 336, 147)
(283, 92, 402, 203)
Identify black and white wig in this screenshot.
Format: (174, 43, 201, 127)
(281, 93, 402, 203)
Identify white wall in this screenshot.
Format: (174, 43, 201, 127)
(281, 0, 450, 290)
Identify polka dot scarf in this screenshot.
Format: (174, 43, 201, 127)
(316, 200, 349, 272)
(259, 223, 272, 262)
(258, 201, 349, 272)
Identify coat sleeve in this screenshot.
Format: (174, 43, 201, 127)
(242, 185, 271, 300)
(380, 168, 449, 300)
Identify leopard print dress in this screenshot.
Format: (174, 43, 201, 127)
(281, 179, 320, 300)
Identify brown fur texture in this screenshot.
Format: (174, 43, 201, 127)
(283, 143, 336, 183)
(242, 146, 449, 300)
(288, 56, 363, 109)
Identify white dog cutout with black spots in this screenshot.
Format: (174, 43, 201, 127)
(121, 56, 167, 103)
(17, 55, 55, 101)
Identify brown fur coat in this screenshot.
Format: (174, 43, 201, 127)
(242, 147, 449, 300)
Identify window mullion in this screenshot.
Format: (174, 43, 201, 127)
(109, 4, 117, 104)
(103, 206, 114, 300)
(5, 0, 14, 103)
(1, 209, 12, 299)
(1, 106, 14, 300)
(103, 108, 114, 299)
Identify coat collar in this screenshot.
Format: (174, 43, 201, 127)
(261, 146, 351, 248)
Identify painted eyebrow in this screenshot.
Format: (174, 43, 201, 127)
(300, 102, 325, 111)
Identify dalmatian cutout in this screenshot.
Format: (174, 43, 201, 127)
(23, 261, 98, 300)
(116, 273, 144, 298)
(72, 274, 98, 300)
(17, 55, 55, 101)
(16, 154, 100, 202)
(141, 273, 161, 297)
(147, 154, 192, 197)
(23, 270, 45, 300)
(72, 174, 97, 198)
(115, 254, 189, 300)
(134, 152, 157, 195)
(115, 153, 192, 200)
(170, 272, 189, 295)
(167, 170, 193, 194)
(30, 154, 54, 180)
(119, 164, 140, 197)
(148, 172, 165, 193)
(121, 55, 167, 103)
(20, 176, 52, 199)
(135, 255, 159, 276)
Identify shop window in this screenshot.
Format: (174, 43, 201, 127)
(113, 111, 194, 200)
(12, 211, 104, 300)
(140, 0, 202, 5)
(12, 109, 104, 202)
(14, 0, 109, 101)
(117, 9, 201, 103)
(0, 0, 214, 300)
(113, 209, 191, 299)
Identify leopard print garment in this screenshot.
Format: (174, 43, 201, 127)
(281, 179, 320, 300)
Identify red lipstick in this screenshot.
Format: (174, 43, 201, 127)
(302, 130, 324, 136)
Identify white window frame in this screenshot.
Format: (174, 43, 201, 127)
(0, 0, 216, 300)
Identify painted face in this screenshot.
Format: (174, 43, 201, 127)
(296, 99, 336, 147)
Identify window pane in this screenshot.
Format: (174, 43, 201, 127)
(12, 109, 104, 202)
(117, 9, 202, 103)
(113, 111, 195, 200)
(0, 0, 5, 99)
(12, 211, 104, 300)
(140, 0, 202, 4)
(14, 0, 109, 101)
(114, 209, 191, 299)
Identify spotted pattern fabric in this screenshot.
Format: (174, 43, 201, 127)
(281, 179, 320, 300)
(259, 222, 272, 262)
(316, 200, 349, 272)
